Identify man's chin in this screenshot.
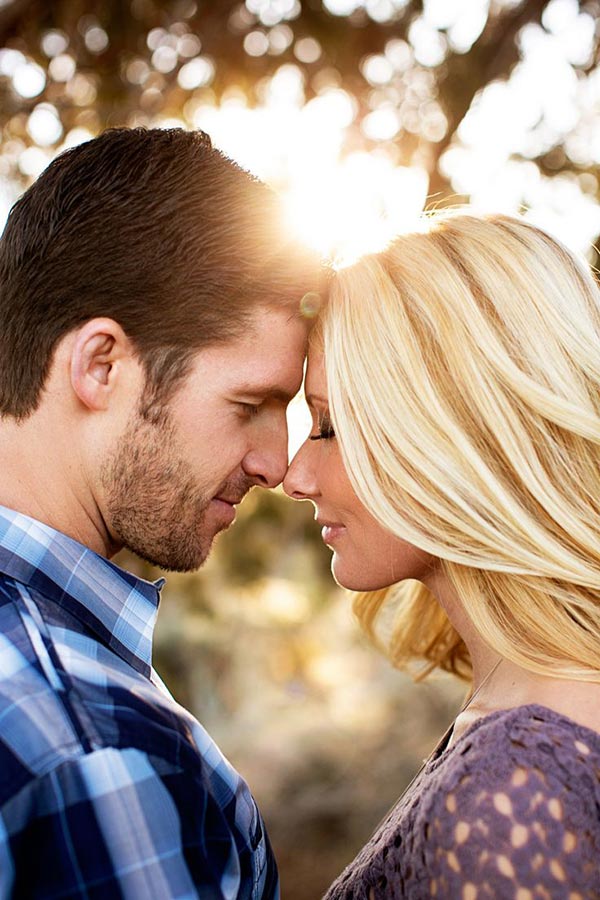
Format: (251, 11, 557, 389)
(123, 532, 217, 574)
(112, 501, 235, 573)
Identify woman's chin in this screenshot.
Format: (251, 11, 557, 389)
(331, 556, 394, 592)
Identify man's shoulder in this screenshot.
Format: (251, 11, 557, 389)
(0, 559, 278, 897)
(0, 576, 184, 792)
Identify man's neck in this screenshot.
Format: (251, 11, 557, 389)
(0, 416, 114, 558)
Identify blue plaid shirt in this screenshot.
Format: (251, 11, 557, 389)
(0, 505, 279, 899)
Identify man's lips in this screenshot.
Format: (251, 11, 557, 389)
(211, 495, 244, 525)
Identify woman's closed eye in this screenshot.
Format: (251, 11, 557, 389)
(309, 415, 336, 441)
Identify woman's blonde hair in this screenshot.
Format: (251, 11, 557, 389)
(322, 212, 600, 682)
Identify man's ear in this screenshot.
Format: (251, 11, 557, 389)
(70, 318, 136, 412)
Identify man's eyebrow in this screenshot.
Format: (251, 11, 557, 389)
(233, 384, 298, 403)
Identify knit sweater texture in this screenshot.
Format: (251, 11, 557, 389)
(324, 705, 600, 899)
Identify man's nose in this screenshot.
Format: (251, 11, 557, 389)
(242, 430, 289, 489)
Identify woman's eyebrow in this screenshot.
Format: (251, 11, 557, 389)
(305, 392, 328, 406)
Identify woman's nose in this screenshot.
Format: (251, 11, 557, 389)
(283, 441, 319, 500)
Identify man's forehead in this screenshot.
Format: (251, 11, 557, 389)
(245, 303, 312, 335)
(230, 377, 301, 404)
(227, 307, 307, 370)
(189, 306, 309, 392)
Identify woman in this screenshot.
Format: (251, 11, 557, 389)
(284, 212, 600, 898)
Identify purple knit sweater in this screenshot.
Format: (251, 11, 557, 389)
(324, 705, 600, 899)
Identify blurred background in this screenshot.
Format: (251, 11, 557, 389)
(1, 1, 599, 896)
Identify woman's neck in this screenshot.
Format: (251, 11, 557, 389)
(424, 565, 499, 691)
(453, 659, 600, 743)
(422, 567, 600, 742)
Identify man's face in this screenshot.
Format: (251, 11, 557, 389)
(101, 306, 308, 571)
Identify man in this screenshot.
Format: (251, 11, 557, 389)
(0, 127, 320, 898)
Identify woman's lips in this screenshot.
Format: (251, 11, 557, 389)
(319, 522, 346, 545)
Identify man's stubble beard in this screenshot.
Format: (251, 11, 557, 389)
(101, 411, 217, 572)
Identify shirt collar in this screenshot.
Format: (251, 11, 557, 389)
(0, 505, 165, 678)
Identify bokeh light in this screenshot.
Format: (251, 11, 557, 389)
(12, 61, 46, 98)
(41, 30, 69, 58)
(49, 54, 76, 82)
(27, 104, 63, 146)
(1, 2, 599, 285)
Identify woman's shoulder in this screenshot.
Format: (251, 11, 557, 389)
(437, 698, 600, 780)
(441, 701, 600, 771)
(422, 702, 600, 834)
(413, 703, 600, 898)
(324, 705, 600, 900)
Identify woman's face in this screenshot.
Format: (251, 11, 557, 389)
(284, 351, 434, 591)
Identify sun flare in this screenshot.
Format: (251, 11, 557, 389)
(282, 155, 429, 266)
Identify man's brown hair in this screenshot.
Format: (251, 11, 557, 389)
(0, 127, 320, 420)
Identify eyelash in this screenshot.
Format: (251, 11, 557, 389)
(310, 417, 336, 441)
(238, 402, 261, 417)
